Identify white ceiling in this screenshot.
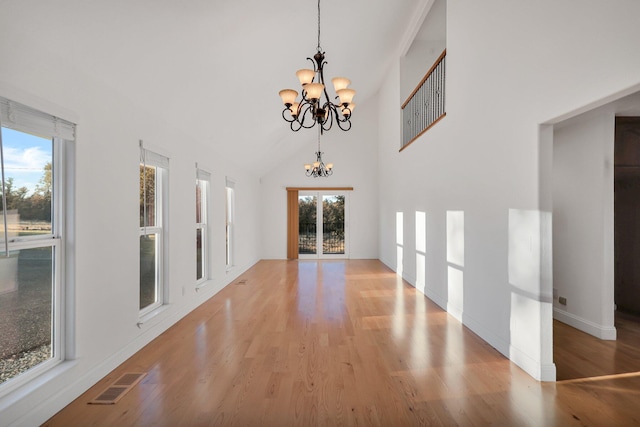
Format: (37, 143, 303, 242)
(11, 0, 427, 176)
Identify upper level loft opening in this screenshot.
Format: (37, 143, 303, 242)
(400, 0, 447, 150)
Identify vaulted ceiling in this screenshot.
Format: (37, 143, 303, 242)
(2, 0, 426, 176)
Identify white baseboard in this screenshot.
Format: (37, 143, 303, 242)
(376, 256, 556, 382)
(553, 308, 616, 340)
(508, 343, 557, 382)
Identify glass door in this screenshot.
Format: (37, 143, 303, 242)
(298, 191, 348, 258)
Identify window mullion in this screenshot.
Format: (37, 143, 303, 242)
(0, 124, 10, 255)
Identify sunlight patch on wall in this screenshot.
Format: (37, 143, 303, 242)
(446, 211, 464, 267)
(508, 209, 554, 381)
(446, 211, 465, 319)
(415, 211, 427, 293)
(396, 212, 404, 276)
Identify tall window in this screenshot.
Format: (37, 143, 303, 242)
(196, 169, 210, 283)
(0, 97, 74, 389)
(225, 177, 235, 269)
(139, 146, 168, 315)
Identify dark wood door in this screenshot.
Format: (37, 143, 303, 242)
(615, 117, 640, 315)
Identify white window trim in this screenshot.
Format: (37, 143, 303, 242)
(196, 168, 210, 286)
(225, 177, 235, 271)
(0, 97, 73, 396)
(139, 148, 169, 317)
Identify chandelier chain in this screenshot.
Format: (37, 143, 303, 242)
(317, 0, 322, 52)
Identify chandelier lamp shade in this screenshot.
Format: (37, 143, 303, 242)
(279, 0, 355, 134)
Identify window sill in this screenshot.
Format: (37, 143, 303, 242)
(137, 304, 170, 328)
(195, 279, 211, 291)
(0, 358, 77, 403)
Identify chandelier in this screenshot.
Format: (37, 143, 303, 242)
(278, 0, 355, 134)
(304, 129, 333, 177)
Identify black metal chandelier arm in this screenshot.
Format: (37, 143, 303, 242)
(307, 57, 319, 75)
(336, 118, 352, 132)
(282, 107, 296, 123)
(300, 86, 317, 104)
(339, 106, 352, 120)
(320, 102, 335, 133)
(298, 103, 318, 129)
(290, 120, 303, 132)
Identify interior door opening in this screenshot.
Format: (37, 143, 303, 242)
(615, 116, 640, 316)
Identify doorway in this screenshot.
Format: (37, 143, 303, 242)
(298, 191, 349, 258)
(614, 116, 640, 315)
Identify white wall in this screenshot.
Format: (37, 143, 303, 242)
(377, 0, 640, 381)
(260, 98, 379, 260)
(552, 110, 616, 339)
(401, 40, 446, 103)
(400, 0, 446, 102)
(0, 14, 261, 427)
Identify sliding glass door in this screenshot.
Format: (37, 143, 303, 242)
(298, 191, 348, 258)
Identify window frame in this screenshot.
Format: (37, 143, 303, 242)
(139, 148, 168, 317)
(195, 168, 210, 285)
(0, 97, 73, 395)
(225, 177, 235, 270)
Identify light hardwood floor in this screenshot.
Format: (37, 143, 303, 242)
(43, 260, 640, 426)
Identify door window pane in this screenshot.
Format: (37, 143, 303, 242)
(298, 195, 317, 254)
(0, 246, 54, 385)
(322, 195, 345, 254)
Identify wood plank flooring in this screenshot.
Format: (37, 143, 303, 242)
(43, 260, 640, 426)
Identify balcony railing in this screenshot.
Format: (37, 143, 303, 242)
(401, 49, 446, 150)
(299, 222, 345, 255)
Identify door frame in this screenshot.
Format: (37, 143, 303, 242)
(286, 187, 353, 260)
(298, 190, 349, 259)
